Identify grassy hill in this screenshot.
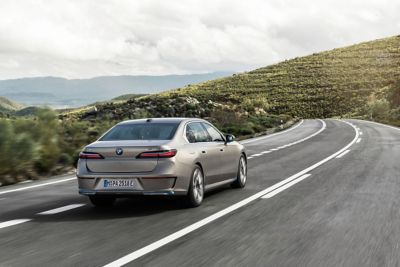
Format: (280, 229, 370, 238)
(64, 35, 400, 132)
(0, 97, 25, 114)
(160, 35, 400, 119)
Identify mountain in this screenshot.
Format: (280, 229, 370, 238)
(0, 72, 233, 108)
(65, 35, 400, 133)
(0, 96, 25, 114)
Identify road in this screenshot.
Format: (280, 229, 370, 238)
(0, 119, 399, 266)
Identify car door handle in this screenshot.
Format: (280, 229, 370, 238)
(220, 149, 224, 152)
(202, 151, 206, 154)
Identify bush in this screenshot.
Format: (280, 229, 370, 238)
(0, 120, 38, 184)
(367, 99, 391, 120)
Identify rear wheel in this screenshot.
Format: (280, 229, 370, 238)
(232, 155, 247, 188)
(185, 166, 204, 208)
(89, 196, 116, 207)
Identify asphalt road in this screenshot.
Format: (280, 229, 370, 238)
(0, 119, 399, 266)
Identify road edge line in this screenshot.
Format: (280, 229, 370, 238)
(241, 119, 304, 144)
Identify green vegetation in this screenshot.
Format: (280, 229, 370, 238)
(111, 94, 148, 101)
(0, 108, 114, 185)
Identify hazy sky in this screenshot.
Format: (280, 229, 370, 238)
(0, 0, 399, 79)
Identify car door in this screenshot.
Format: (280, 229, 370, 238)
(202, 122, 238, 180)
(185, 122, 222, 185)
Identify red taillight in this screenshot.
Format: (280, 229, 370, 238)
(137, 149, 177, 159)
(79, 152, 104, 159)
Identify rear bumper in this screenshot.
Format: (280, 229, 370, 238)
(77, 175, 188, 196)
(79, 188, 177, 196)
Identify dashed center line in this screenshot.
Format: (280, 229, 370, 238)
(0, 177, 76, 196)
(336, 150, 350, 159)
(356, 138, 362, 143)
(38, 204, 86, 215)
(261, 174, 312, 199)
(0, 204, 87, 230)
(0, 219, 31, 229)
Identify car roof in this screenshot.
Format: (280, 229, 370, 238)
(118, 117, 206, 125)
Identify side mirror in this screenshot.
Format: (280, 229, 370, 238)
(225, 134, 235, 144)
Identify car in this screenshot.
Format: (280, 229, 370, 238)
(77, 118, 247, 207)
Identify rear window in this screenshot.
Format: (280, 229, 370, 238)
(100, 123, 179, 141)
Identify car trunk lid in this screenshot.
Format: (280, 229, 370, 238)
(84, 140, 168, 173)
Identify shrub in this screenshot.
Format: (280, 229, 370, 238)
(367, 99, 391, 120)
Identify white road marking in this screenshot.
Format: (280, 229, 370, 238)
(0, 219, 31, 229)
(103, 120, 359, 267)
(246, 119, 326, 161)
(356, 138, 362, 143)
(37, 204, 86, 215)
(360, 132, 363, 135)
(0, 177, 75, 196)
(18, 180, 33, 184)
(241, 120, 304, 144)
(352, 119, 400, 132)
(336, 150, 351, 159)
(261, 174, 312, 199)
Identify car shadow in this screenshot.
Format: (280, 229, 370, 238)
(33, 185, 234, 223)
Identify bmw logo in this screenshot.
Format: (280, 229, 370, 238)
(116, 147, 124, 156)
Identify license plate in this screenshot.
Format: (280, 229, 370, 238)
(100, 179, 141, 190)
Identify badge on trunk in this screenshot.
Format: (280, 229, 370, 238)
(116, 147, 124, 156)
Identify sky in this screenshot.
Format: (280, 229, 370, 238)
(0, 0, 399, 80)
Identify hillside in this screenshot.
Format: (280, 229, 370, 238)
(0, 96, 25, 114)
(160, 35, 400, 119)
(0, 72, 232, 108)
(64, 35, 400, 133)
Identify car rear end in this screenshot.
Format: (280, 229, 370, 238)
(77, 119, 191, 197)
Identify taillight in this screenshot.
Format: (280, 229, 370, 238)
(137, 149, 177, 159)
(79, 152, 104, 159)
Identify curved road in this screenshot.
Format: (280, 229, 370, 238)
(0, 119, 399, 266)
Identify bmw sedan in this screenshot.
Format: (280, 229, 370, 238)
(77, 118, 247, 207)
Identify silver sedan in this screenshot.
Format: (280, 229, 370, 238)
(77, 118, 247, 207)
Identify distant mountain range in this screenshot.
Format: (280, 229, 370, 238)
(0, 72, 233, 108)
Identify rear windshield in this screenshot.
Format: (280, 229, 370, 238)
(100, 123, 179, 141)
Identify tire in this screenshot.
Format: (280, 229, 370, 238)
(89, 196, 116, 207)
(185, 165, 204, 208)
(231, 155, 247, 188)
